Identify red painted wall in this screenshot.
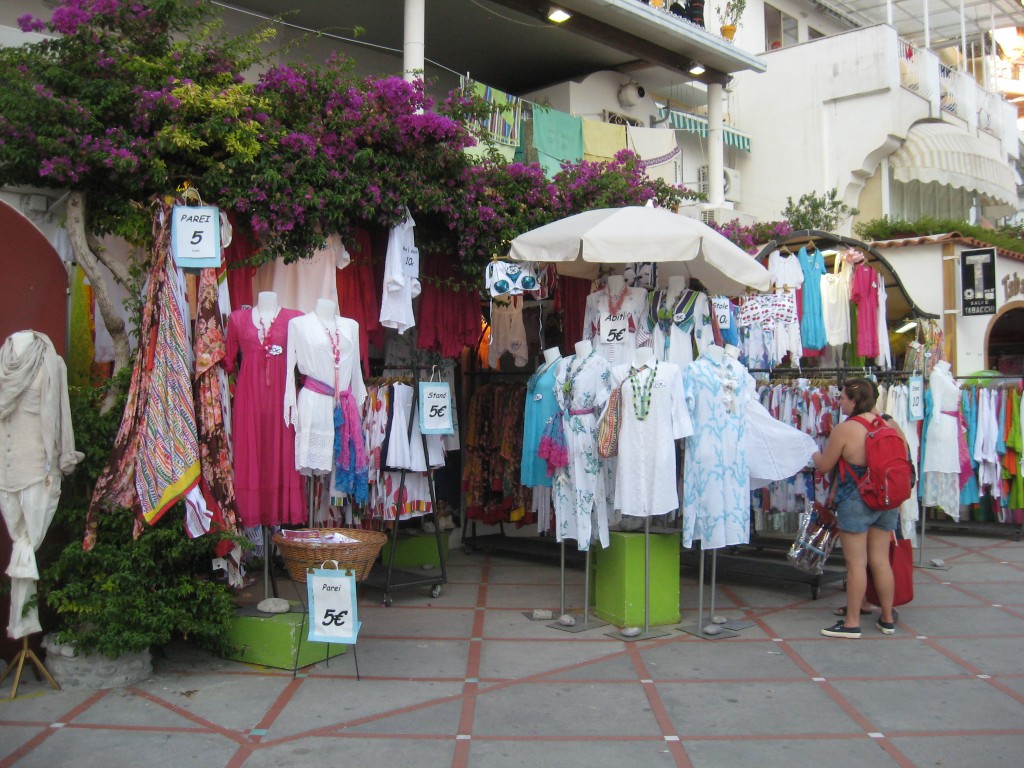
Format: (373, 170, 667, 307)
(0, 200, 68, 661)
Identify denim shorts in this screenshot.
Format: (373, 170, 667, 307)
(836, 494, 899, 534)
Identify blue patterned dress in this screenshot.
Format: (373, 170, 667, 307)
(682, 353, 755, 549)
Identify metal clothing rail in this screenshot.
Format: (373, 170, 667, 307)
(362, 365, 449, 605)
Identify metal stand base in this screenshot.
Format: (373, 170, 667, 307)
(606, 627, 673, 642)
(676, 623, 739, 640)
(522, 611, 559, 622)
(550, 619, 608, 633)
(914, 562, 952, 571)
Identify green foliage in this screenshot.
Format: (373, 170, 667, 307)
(36, 366, 238, 660)
(40, 505, 238, 659)
(781, 188, 859, 233)
(854, 216, 1024, 255)
(719, 0, 747, 26)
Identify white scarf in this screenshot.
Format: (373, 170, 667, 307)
(0, 333, 47, 419)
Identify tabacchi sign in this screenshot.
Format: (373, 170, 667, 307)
(960, 247, 996, 316)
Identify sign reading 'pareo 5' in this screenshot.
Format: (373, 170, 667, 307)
(960, 247, 996, 316)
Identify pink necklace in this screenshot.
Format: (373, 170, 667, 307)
(316, 313, 342, 395)
(255, 308, 282, 386)
(607, 283, 628, 315)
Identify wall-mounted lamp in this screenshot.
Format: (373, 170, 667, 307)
(895, 320, 918, 334)
(547, 7, 572, 23)
(688, 61, 706, 76)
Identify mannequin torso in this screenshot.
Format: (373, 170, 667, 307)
(605, 274, 626, 297)
(666, 275, 688, 301)
(724, 344, 739, 360)
(314, 298, 338, 325)
(574, 339, 593, 358)
(543, 346, 561, 366)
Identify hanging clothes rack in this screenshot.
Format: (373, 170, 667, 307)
(362, 364, 449, 605)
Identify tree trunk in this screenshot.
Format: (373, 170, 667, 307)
(65, 191, 131, 412)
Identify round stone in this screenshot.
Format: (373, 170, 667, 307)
(558, 614, 576, 627)
(703, 624, 722, 635)
(711, 615, 728, 625)
(257, 597, 291, 614)
(621, 626, 641, 637)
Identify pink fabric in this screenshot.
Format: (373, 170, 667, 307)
(223, 308, 307, 526)
(302, 376, 335, 397)
(223, 212, 256, 310)
(943, 408, 974, 489)
(849, 264, 880, 358)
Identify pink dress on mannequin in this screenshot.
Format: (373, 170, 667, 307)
(224, 308, 306, 526)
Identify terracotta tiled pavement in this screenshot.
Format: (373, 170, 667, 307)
(2, 531, 1023, 767)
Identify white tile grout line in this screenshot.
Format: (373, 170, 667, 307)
(457, 734, 471, 740)
(664, 735, 680, 742)
(868, 732, 885, 739)
(812, 677, 826, 682)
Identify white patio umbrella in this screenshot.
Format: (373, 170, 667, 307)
(509, 206, 770, 296)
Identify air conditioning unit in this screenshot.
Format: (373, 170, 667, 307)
(693, 206, 757, 227)
(698, 165, 743, 203)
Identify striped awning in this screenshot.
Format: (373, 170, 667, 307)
(890, 122, 1018, 207)
(657, 108, 752, 152)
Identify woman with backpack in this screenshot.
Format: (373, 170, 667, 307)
(811, 378, 907, 638)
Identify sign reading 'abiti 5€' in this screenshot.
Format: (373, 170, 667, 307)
(960, 247, 996, 316)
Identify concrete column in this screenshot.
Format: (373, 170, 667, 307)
(707, 82, 725, 207)
(403, 0, 425, 83)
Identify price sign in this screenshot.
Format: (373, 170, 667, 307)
(600, 313, 628, 344)
(711, 297, 731, 330)
(418, 381, 454, 434)
(401, 244, 420, 278)
(908, 376, 924, 421)
(170, 205, 222, 269)
(306, 567, 360, 644)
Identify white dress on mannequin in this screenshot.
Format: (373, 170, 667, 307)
(284, 300, 366, 474)
(922, 360, 961, 520)
(609, 354, 691, 518)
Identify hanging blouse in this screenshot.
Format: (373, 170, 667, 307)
(637, 288, 713, 370)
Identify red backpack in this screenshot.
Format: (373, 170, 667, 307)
(840, 414, 914, 511)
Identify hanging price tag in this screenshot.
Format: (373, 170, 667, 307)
(600, 313, 628, 344)
(711, 296, 731, 330)
(306, 565, 361, 644)
(418, 381, 454, 434)
(908, 376, 924, 421)
(170, 205, 222, 269)
(401, 244, 420, 278)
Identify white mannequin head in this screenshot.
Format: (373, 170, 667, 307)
(574, 339, 593, 357)
(667, 275, 688, 295)
(703, 344, 725, 363)
(256, 291, 278, 315)
(543, 346, 561, 365)
(314, 298, 337, 323)
(633, 346, 654, 367)
(9, 331, 34, 356)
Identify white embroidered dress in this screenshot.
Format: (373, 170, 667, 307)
(609, 360, 692, 518)
(682, 354, 756, 549)
(284, 313, 366, 474)
(552, 352, 613, 550)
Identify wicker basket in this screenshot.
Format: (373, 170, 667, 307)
(273, 529, 387, 583)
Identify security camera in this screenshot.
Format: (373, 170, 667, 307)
(618, 82, 646, 107)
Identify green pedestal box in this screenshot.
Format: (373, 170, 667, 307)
(592, 531, 681, 627)
(380, 531, 449, 569)
(224, 604, 347, 670)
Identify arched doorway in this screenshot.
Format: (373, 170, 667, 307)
(0, 200, 68, 352)
(987, 303, 1024, 375)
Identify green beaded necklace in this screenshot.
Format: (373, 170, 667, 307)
(628, 360, 658, 421)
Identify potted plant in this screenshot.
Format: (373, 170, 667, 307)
(719, 0, 746, 39)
